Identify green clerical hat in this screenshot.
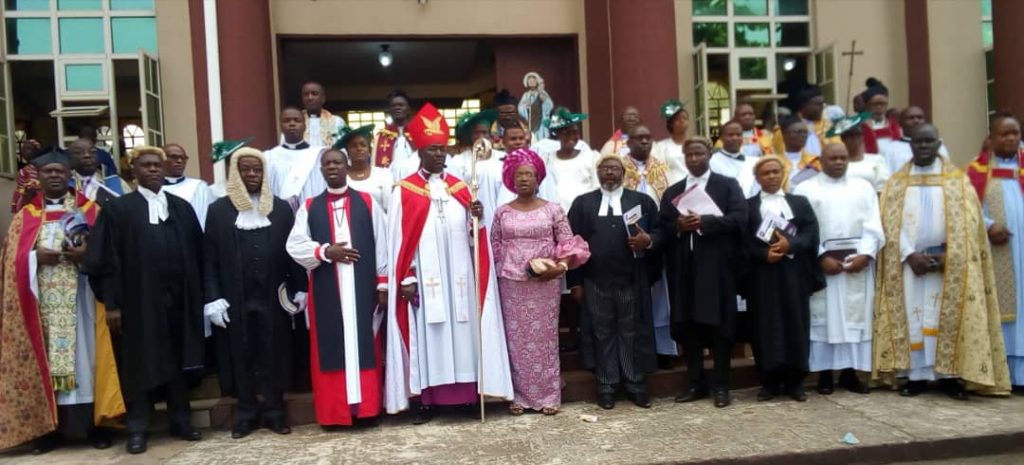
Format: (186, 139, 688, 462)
(211, 138, 253, 163)
(547, 107, 588, 131)
(456, 109, 498, 142)
(334, 124, 377, 151)
(660, 99, 687, 120)
(826, 111, 872, 138)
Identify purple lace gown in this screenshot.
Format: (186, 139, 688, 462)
(491, 201, 588, 410)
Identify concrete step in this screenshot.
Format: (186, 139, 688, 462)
(189, 357, 760, 430)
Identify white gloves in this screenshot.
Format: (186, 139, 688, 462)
(293, 292, 309, 313)
(204, 299, 231, 328)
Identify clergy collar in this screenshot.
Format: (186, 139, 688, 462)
(994, 152, 1019, 162)
(44, 196, 65, 205)
(600, 185, 624, 197)
(760, 189, 785, 199)
(138, 185, 164, 197)
(418, 168, 444, 181)
(900, 136, 912, 143)
(910, 157, 943, 173)
(306, 110, 321, 118)
(281, 140, 310, 150)
(164, 176, 186, 185)
(326, 186, 349, 195)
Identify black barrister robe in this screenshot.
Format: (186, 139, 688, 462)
(740, 194, 824, 373)
(654, 173, 748, 341)
(567, 188, 659, 375)
(202, 196, 307, 395)
(83, 191, 205, 402)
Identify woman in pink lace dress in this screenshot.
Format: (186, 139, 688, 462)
(491, 148, 589, 416)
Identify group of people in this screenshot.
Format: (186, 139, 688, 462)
(2, 77, 1022, 458)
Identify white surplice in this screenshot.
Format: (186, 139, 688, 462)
(897, 158, 955, 381)
(710, 149, 760, 198)
(652, 138, 689, 186)
(384, 172, 513, 413)
(540, 149, 599, 213)
(846, 154, 891, 193)
(163, 176, 215, 230)
(266, 144, 327, 211)
(387, 130, 416, 181)
(287, 186, 389, 404)
(795, 174, 885, 372)
(475, 151, 558, 230)
(347, 166, 394, 213)
(881, 138, 950, 176)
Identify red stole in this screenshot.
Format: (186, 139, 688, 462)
(967, 149, 1024, 201)
(862, 116, 902, 154)
(392, 173, 492, 351)
(373, 124, 411, 168)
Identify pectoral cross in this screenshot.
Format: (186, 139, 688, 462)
(424, 277, 442, 299)
(332, 199, 347, 229)
(434, 198, 449, 224)
(842, 40, 865, 113)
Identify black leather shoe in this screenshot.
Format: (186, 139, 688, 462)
(838, 370, 871, 394)
(265, 418, 292, 435)
(940, 379, 968, 401)
(412, 406, 434, 425)
(31, 432, 61, 455)
(674, 386, 708, 403)
(126, 433, 147, 455)
(169, 424, 202, 441)
(757, 386, 778, 402)
(231, 419, 257, 439)
(713, 389, 731, 408)
(788, 386, 808, 402)
(597, 393, 615, 410)
(628, 391, 652, 408)
(88, 428, 112, 449)
(816, 371, 835, 395)
(899, 380, 927, 397)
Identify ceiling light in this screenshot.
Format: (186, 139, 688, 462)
(783, 58, 796, 72)
(378, 44, 393, 68)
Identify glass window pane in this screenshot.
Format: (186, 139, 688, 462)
(734, 0, 768, 16)
(112, 17, 157, 54)
(739, 57, 768, 80)
(59, 18, 104, 54)
(65, 63, 104, 91)
(4, 0, 49, 11)
(775, 0, 808, 15)
(987, 82, 995, 114)
(981, 0, 992, 17)
(775, 22, 810, 47)
(5, 18, 52, 55)
(693, 22, 728, 48)
(985, 49, 994, 79)
(982, 22, 993, 48)
(58, 0, 102, 10)
(111, 0, 154, 10)
(735, 22, 770, 47)
(146, 94, 161, 132)
(692, 0, 726, 16)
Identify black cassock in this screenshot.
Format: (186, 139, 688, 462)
(202, 196, 306, 397)
(655, 173, 747, 341)
(567, 188, 659, 377)
(83, 191, 205, 402)
(740, 194, 824, 376)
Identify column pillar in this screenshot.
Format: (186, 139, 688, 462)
(903, 0, 932, 119)
(991, 0, 1024, 115)
(584, 0, 679, 142)
(217, 0, 277, 150)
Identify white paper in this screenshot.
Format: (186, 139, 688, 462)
(672, 184, 723, 216)
(756, 211, 789, 244)
(623, 204, 642, 230)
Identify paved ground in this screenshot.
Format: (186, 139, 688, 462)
(2, 388, 1022, 465)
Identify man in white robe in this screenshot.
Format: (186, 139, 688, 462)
(540, 109, 598, 213)
(651, 100, 689, 185)
(795, 143, 883, 395)
(267, 107, 327, 212)
(710, 121, 760, 198)
(477, 121, 557, 229)
(162, 143, 214, 229)
(67, 138, 130, 206)
(297, 81, 345, 148)
(385, 103, 512, 424)
(881, 106, 949, 175)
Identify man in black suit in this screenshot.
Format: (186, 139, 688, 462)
(654, 137, 748, 408)
(567, 154, 659, 410)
